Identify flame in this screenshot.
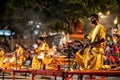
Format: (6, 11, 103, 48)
(98, 12, 103, 16)
(114, 17, 118, 25)
(106, 11, 110, 15)
(98, 12, 107, 18)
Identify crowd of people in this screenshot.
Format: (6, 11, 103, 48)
(0, 35, 119, 70)
(0, 14, 120, 71)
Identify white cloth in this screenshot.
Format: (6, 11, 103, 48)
(10, 56, 16, 63)
(37, 52, 44, 59)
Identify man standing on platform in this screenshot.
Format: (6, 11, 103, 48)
(76, 14, 106, 70)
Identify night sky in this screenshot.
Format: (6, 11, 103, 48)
(0, 0, 9, 27)
(0, 0, 8, 14)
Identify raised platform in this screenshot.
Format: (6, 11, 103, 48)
(1, 68, 120, 80)
(65, 70, 120, 80)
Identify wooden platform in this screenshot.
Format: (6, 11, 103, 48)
(65, 70, 120, 80)
(1, 68, 120, 80)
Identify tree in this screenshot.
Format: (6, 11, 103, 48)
(3, 0, 118, 34)
(31, 0, 118, 33)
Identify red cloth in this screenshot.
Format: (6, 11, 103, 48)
(109, 55, 118, 63)
(74, 20, 83, 33)
(113, 45, 119, 54)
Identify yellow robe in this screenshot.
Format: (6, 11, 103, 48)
(32, 43, 49, 69)
(76, 23, 106, 70)
(32, 56, 41, 69)
(36, 43, 49, 53)
(14, 46, 24, 65)
(0, 50, 5, 68)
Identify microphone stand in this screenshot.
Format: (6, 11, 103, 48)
(67, 43, 72, 71)
(15, 52, 18, 70)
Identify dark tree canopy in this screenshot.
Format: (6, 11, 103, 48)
(0, 0, 118, 33)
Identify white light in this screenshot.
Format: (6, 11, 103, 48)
(39, 22, 42, 25)
(36, 25, 40, 28)
(98, 12, 107, 18)
(34, 30, 39, 35)
(98, 12, 103, 16)
(28, 21, 33, 25)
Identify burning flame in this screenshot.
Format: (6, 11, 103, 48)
(106, 11, 110, 15)
(114, 17, 118, 25)
(98, 12, 107, 18)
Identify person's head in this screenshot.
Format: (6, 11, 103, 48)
(37, 37, 45, 45)
(106, 34, 111, 41)
(0, 48, 3, 51)
(89, 14, 99, 25)
(15, 43, 20, 48)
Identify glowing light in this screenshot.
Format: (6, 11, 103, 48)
(98, 12, 106, 18)
(28, 21, 33, 25)
(39, 22, 42, 25)
(98, 12, 103, 16)
(106, 11, 110, 15)
(114, 17, 118, 25)
(23, 36, 27, 39)
(36, 25, 40, 28)
(34, 30, 39, 35)
(68, 40, 72, 43)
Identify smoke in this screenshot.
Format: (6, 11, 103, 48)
(10, 4, 55, 37)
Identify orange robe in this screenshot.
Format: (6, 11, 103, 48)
(0, 50, 5, 68)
